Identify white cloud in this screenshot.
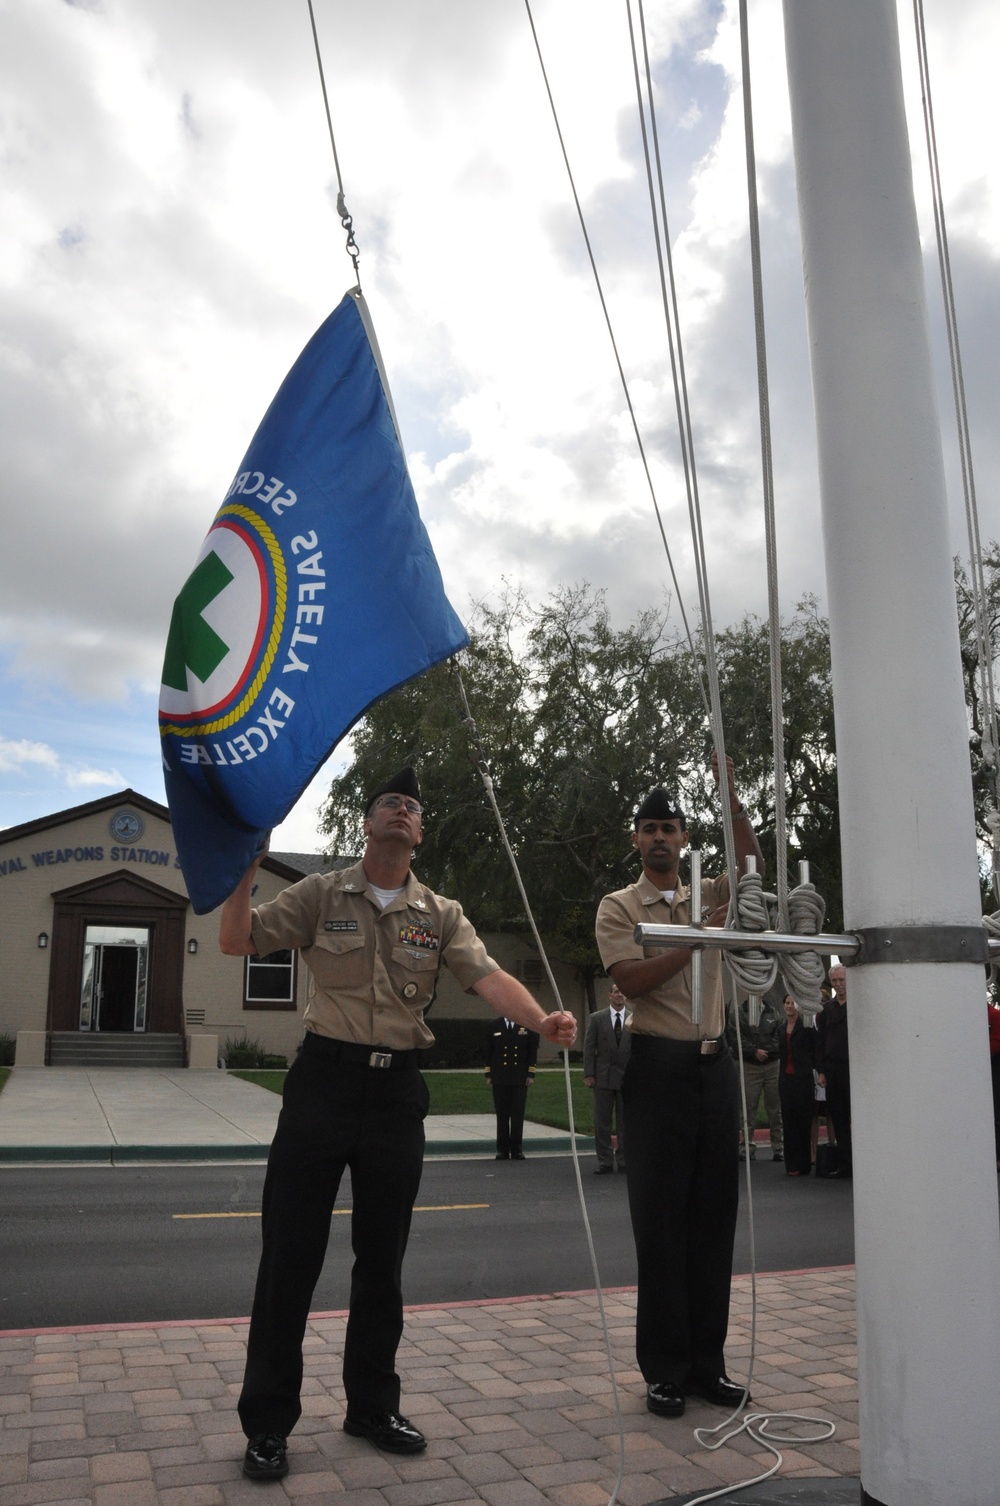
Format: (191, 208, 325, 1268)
(0, 734, 122, 794)
(65, 766, 127, 790)
(0, 738, 60, 775)
(2, 0, 1000, 831)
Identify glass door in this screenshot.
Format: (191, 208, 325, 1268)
(78, 925, 150, 1031)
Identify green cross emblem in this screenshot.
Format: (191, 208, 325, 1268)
(162, 551, 234, 691)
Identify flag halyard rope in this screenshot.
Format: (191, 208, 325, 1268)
(306, 0, 362, 281)
(449, 658, 629, 1506)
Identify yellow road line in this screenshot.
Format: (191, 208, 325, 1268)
(173, 1202, 490, 1221)
(173, 1211, 262, 1220)
(411, 1203, 489, 1213)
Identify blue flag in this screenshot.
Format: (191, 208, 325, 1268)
(159, 290, 468, 914)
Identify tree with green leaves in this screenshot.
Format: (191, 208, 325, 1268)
(319, 584, 839, 1006)
(711, 598, 841, 928)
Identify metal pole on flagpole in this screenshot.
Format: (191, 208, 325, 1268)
(782, 3, 1000, 1502)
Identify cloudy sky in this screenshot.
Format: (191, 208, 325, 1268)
(3, 0, 999, 850)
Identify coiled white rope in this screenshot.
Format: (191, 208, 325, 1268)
(684, 990, 834, 1506)
(725, 869, 779, 1000)
(781, 882, 827, 1021)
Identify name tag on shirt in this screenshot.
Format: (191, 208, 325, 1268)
(324, 920, 358, 932)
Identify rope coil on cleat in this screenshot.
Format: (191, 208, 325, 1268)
(724, 866, 779, 1002)
(780, 881, 827, 1022)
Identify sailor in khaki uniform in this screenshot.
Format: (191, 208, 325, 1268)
(220, 767, 577, 1481)
(595, 756, 762, 1420)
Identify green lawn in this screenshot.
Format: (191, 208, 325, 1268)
(231, 1065, 772, 1137)
(233, 1066, 596, 1135)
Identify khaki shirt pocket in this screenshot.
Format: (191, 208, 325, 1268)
(391, 946, 441, 1009)
(308, 932, 368, 989)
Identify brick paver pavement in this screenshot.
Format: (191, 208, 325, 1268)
(0, 1268, 857, 1505)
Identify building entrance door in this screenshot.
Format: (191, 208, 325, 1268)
(79, 925, 150, 1032)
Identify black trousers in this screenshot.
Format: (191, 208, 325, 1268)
(623, 1037, 740, 1387)
(778, 1072, 814, 1175)
(238, 1036, 428, 1439)
(824, 1062, 852, 1173)
(492, 1084, 528, 1156)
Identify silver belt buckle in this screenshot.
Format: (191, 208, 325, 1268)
(700, 1038, 719, 1056)
(369, 1050, 392, 1069)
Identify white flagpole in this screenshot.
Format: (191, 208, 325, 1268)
(782, 2, 1000, 1503)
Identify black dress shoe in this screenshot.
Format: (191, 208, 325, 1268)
(646, 1381, 685, 1416)
(495, 1152, 509, 1160)
(772, 1151, 784, 1162)
(511, 1151, 526, 1160)
(684, 1373, 751, 1408)
(343, 1411, 427, 1454)
(829, 1166, 852, 1179)
(243, 1433, 288, 1480)
(594, 1165, 614, 1175)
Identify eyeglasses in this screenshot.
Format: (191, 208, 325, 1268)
(375, 794, 423, 816)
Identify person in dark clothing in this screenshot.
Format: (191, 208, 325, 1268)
(584, 982, 632, 1173)
(485, 1017, 539, 1159)
(778, 995, 817, 1177)
(818, 964, 851, 1178)
(727, 994, 784, 1162)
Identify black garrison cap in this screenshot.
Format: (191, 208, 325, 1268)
(633, 786, 685, 828)
(366, 766, 422, 815)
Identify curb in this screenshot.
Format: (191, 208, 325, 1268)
(0, 1134, 596, 1166)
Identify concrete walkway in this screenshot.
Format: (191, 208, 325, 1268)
(0, 1069, 588, 1164)
(0, 1269, 860, 1506)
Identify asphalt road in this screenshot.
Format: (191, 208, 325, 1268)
(0, 1154, 854, 1331)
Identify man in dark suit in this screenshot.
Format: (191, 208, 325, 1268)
(584, 982, 631, 1173)
(485, 1017, 539, 1159)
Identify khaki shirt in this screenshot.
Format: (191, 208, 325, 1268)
(595, 871, 730, 1040)
(251, 859, 499, 1049)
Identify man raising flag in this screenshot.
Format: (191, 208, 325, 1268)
(221, 766, 577, 1480)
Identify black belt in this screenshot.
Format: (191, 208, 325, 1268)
(302, 1032, 420, 1070)
(630, 1034, 727, 1061)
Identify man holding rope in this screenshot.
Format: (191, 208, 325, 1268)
(220, 766, 577, 1482)
(595, 754, 762, 1418)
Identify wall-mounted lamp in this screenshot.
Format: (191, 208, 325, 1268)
(187, 938, 198, 955)
(37, 932, 48, 949)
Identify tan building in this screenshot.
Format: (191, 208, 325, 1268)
(1, 790, 584, 1068)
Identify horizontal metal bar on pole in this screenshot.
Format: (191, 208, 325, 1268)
(634, 925, 1000, 963)
(633, 924, 859, 956)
